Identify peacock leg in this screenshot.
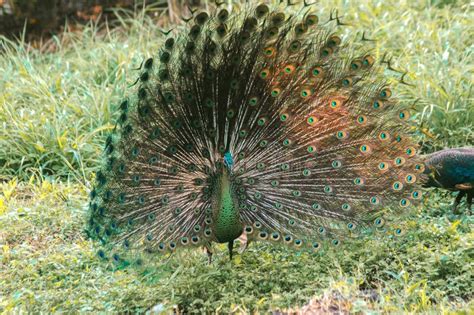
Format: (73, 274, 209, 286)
(467, 190, 473, 213)
(228, 241, 234, 261)
(239, 239, 251, 254)
(205, 244, 213, 264)
(238, 233, 251, 254)
(453, 191, 466, 214)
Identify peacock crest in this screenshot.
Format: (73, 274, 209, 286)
(87, 2, 425, 265)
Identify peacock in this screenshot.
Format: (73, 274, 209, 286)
(423, 148, 474, 214)
(86, 2, 426, 265)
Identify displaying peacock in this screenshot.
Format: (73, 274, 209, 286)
(423, 148, 474, 214)
(86, 2, 426, 265)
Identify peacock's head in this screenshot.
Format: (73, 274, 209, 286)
(223, 152, 234, 171)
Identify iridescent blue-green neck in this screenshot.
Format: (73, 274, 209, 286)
(212, 168, 243, 243)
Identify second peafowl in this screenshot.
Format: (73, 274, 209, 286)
(423, 148, 474, 213)
(86, 2, 426, 264)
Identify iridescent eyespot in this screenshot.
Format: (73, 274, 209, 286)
(307, 116, 318, 125)
(180, 237, 189, 245)
(356, 115, 367, 124)
(264, 47, 275, 57)
(378, 162, 389, 171)
(341, 203, 351, 211)
(256, 4, 269, 18)
(336, 131, 348, 139)
(379, 131, 389, 141)
(280, 113, 289, 121)
(394, 157, 406, 166)
(191, 236, 200, 244)
(218, 9, 229, 21)
(414, 164, 425, 172)
(360, 144, 371, 153)
(266, 27, 279, 39)
(271, 12, 286, 25)
(370, 196, 380, 205)
(301, 89, 311, 98)
(350, 60, 362, 70)
(324, 185, 333, 193)
(260, 69, 270, 79)
(271, 232, 280, 240)
(257, 117, 267, 126)
(195, 12, 209, 25)
(392, 181, 403, 191)
(249, 97, 258, 106)
(374, 217, 385, 227)
(271, 88, 281, 97)
(332, 160, 342, 168)
(399, 198, 410, 207)
(294, 23, 307, 35)
(305, 14, 318, 26)
(307, 145, 316, 153)
(412, 191, 422, 199)
(288, 40, 301, 53)
(373, 100, 383, 109)
(321, 47, 333, 57)
(282, 138, 292, 146)
(312, 67, 323, 77)
(341, 78, 353, 87)
(284, 64, 295, 74)
(380, 88, 392, 99)
(329, 99, 341, 109)
(405, 174, 416, 184)
(354, 177, 365, 186)
(327, 35, 341, 47)
(363, 55, 375, 66)
(399, 110, 410, 121)
(406, 147, 416, 157)
(312, 203, 321, 210)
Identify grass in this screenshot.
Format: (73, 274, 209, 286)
(0, 181, 472, 313)
(0, 0, 473, 313)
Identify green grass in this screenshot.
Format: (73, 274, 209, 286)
(0, 0, 473, 313)
(0, 181, 472, 313)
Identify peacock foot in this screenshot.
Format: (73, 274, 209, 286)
(452, 188, 473, 215)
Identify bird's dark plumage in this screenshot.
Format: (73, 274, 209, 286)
(423, 147, 474, 213)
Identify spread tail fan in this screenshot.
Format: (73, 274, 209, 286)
(86, 2, 425, 265)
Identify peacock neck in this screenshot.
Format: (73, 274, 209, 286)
(212, 168, 243, 243)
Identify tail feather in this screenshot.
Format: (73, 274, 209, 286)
(88, 2, 424, 262)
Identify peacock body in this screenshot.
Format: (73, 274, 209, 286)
(423, 147, 474, 212)
(87, 2, 425, 264)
